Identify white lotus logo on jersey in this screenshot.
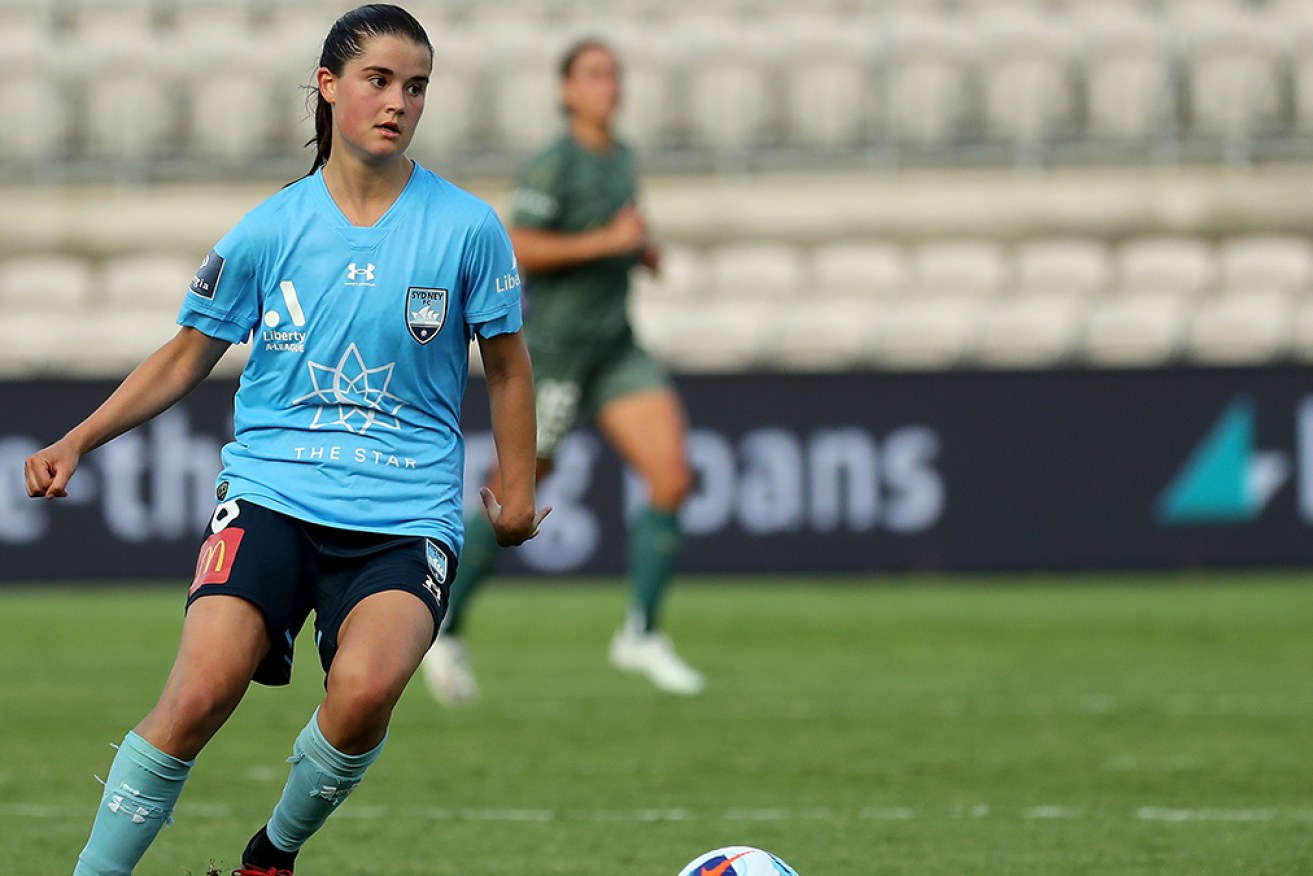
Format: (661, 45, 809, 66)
(293, 343, 407, 434)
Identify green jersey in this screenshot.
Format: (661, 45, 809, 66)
(510, 134, 642, 344)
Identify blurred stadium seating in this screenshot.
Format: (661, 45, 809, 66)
(3, 0, 1313, 376)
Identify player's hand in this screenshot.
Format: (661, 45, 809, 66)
(479, 487, 551, 547)
(640, 244, 662, 275)
(25, 439, 81, 500)
(605, 205, 648, 256)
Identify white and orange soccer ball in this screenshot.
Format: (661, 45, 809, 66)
(677, 846, 800, 876)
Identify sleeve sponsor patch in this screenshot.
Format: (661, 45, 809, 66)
(511, 188, 558, 223)
(189, 249, 226, 300)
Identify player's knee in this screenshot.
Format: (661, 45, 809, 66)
(648, 461, 692, 510)
(326, 664, 404, 733)
(161, 676, 243, 738)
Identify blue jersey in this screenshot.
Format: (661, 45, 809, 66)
(177, 163, 522, 553)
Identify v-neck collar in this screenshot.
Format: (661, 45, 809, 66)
(315, 161, 420, 230)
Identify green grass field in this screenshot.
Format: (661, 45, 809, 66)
(2, 574, 1311, 875)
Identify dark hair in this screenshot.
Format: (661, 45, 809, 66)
(557, 38, 615, 118)
(303, 4, 432, 177)
(559, 38, 613, 80)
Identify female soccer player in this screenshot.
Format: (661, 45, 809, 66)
(421, 39, 703, 703)
(24, 6, 547, 874)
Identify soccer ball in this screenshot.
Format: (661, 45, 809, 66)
(677, 846, 800, 876)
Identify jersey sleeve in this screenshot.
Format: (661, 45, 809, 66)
(176, 220, 262, 344)
(462, 208, 524, 340)
(509, 147, 566, 230)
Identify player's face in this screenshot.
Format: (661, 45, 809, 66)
(321, 33, 431, 166)
(562, 46, 621, 127)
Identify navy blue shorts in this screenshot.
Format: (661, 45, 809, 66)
(185, 499, 454, 686)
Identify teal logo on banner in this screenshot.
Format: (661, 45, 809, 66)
(1158, 398, 1289, 524)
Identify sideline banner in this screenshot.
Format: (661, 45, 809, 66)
(5, 369, 1313, 581)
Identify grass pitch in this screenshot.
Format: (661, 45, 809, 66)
(2, 574, 1311, 874)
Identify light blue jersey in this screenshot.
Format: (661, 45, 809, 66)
(177, 163, 522, 553)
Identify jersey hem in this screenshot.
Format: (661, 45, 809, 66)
(221, 487, 461, 549)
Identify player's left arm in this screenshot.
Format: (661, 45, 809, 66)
(476, 329, 550, 546)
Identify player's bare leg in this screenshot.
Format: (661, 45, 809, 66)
(242, 591, 435, 872)
(596, 387, 703, 694)
(137, 595, 271, 758)
(75, 596, 268, 876)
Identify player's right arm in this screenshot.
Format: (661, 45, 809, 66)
(508, 145, 648, 273)
(509, 204, 648, 273)
(25, 327, 230, 499)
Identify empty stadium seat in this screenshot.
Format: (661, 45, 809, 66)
(1076, 8, 1173, 142)
(773, 16, 877, 149)
(76, 35, 183, 161)
(1014, 238, 1112, 297)
(67, 0, 154, 43)
(811, 242, 909, 299)
(0, 256, 94, 314)
(1083, 291, 1189, 366)
(1116, 236, 1217, 297)
(765, 298, 883, 371)
(1177, 7, 1285, 148)
(911, 240, 1008, 298)
(7, 310, 179, 377)
(974, 292, 1085, 367)
(485, 28, 573, 153)
(0, 313, 63, 376)
(183, 36, 282, 161)
(1187, 288, 1294, 364)
(684, 23, 773, 152)
(707, 242, 805, 302)
(638, 299, 775, 372)
(976, 9, 1075, 151)
(0, 0, 53, 36)
(866, 296, 983, 368)
(1219, 234, 1313, 294)
(883, 13, 975, 145)
(1288, 10, 1313, 132)
(0, 35, 74, 160)
(610, 26, 683, 150)
(100, 253, 198, 311)
(169, 0, 253, 40)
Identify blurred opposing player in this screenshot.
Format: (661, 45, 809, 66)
(421, 39, 703, 704)
(24, 6, 546, 874)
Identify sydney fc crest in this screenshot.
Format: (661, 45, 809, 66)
(406, 287, 448, 344)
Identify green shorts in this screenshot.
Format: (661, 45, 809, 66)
(527, 332, 670, 458)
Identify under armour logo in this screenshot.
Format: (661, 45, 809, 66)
(347, 262, 376, 282)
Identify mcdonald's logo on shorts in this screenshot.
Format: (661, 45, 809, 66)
(189, 528, 245, 595)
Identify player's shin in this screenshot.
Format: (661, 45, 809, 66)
(74, 732, 194, 876)
(626, 506, 681, 632)
(263, 708, 384, 854)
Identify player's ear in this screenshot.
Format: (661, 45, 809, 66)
(317, 67, 337, 104)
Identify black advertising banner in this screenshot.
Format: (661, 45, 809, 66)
(5, 368, 1313, 582)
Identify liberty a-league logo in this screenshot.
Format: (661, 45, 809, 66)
(406, 287, 448, 344)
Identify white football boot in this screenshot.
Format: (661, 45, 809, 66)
(421, 635, 479, 706)
(609, 622, 705, 695)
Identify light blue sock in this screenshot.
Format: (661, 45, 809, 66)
(74, 732, 194, 876)
(265, 709, 385, 853)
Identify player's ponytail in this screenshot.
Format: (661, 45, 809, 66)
(297, 4, 433, 180)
